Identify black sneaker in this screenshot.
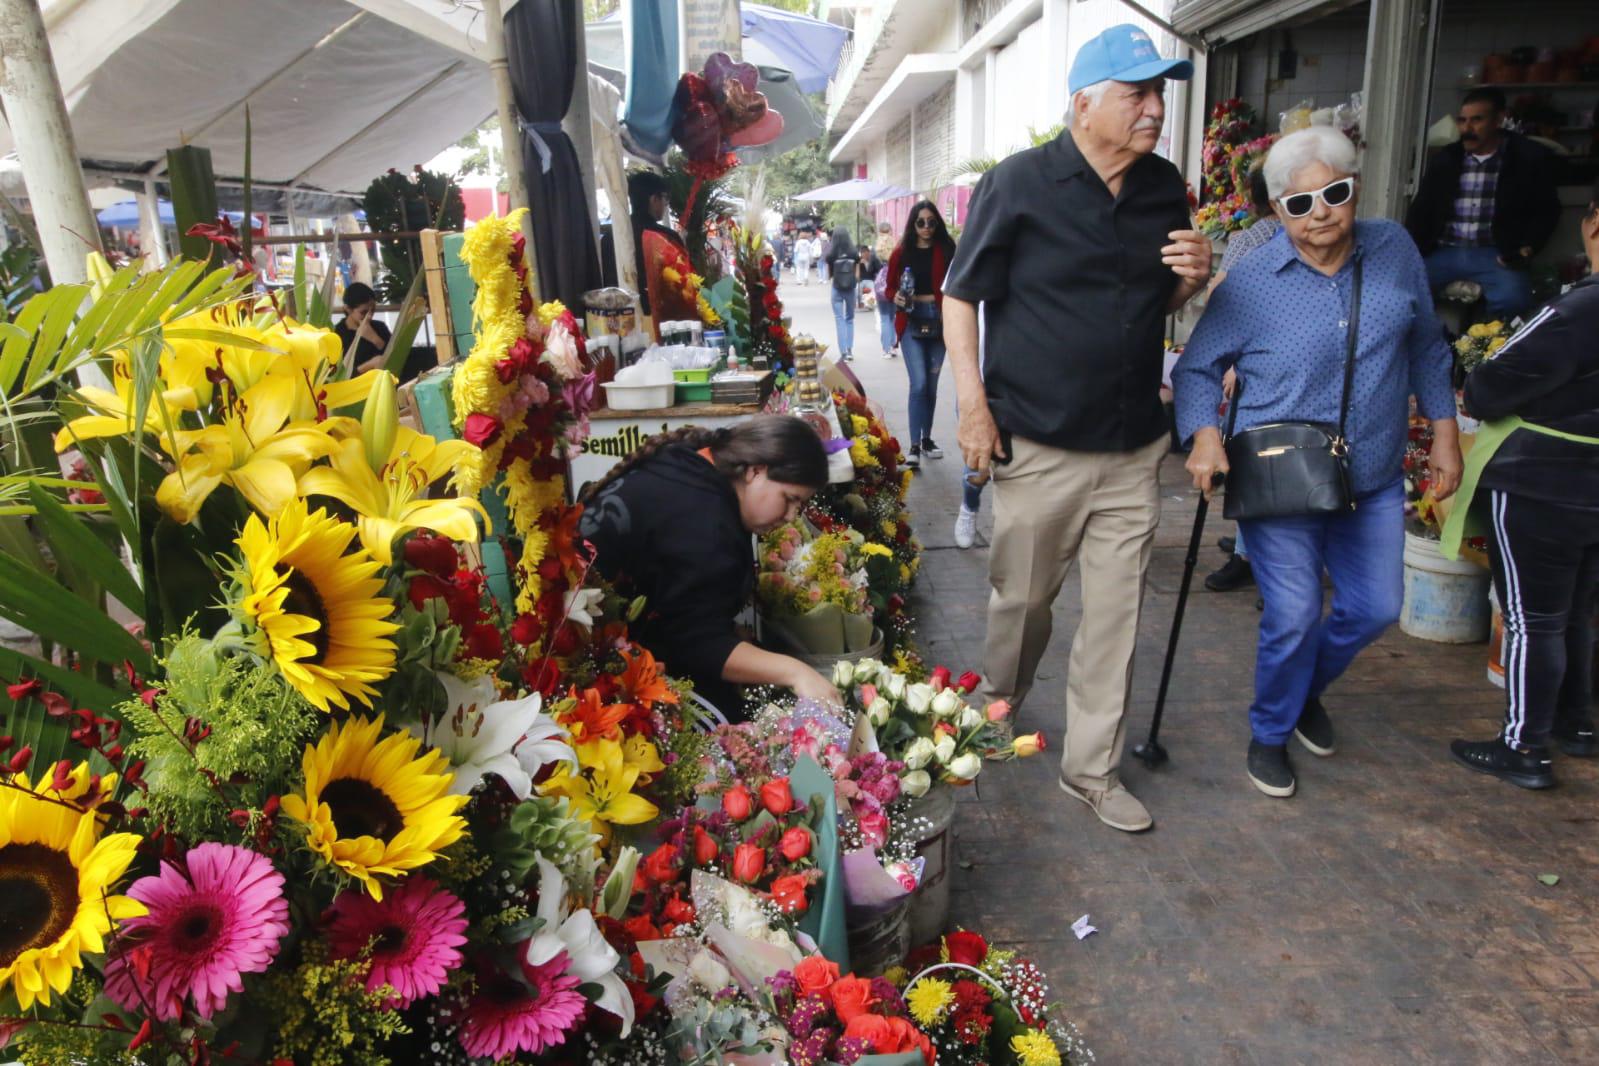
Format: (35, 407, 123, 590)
(1552, 718, 1597, 758)
(1218, 535, 1236, 555)
(1205, 554, 1255, 592)
(906, 445, 921, 469)
(1451, 737, 1555, 789)
(1294, 696, 1335, 757)
(1247, 741, 1295, 798)
(921, 439, 944, 460)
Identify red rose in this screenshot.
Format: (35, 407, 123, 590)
(732, 843, 765, 884)
(759, 777, 794, 816)
(829, 975, 878, 1023)
(930, 666, 952, 691)
(462, 412, 503, 448)
(510, 613, 542, 646)
(721, 784, 754, 821)
(622, 915, 661, 942)
(842, 1013, 893, 1051)
(943, 930, 989, 967)
(403, 534, 458, 576)
(550, 624, 582, 657)
(407, 573, 451, 611)
(662, 894, 696, 925)
(791, 955, 839, 997)
(641, 843, 680, 885)
(778, 827, 811, 862)
(955, 670, 982, 694)
(462, 622, 503, 661)
(769, 873, 809, 914)
(693, 826, 719, 865)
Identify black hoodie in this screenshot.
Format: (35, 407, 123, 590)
(578, 445, 753, 713)
(1464, 273, 1599, 511)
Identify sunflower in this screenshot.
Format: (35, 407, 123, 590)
(235, 497, 401, 712)
(280, 715, 468, 899)
(0, 767, 144, 1009)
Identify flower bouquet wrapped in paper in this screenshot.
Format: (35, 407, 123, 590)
(758, 521, 878, 657)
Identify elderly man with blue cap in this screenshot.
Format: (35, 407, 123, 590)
(942, 24, 1209, 833)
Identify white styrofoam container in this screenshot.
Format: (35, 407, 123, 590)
(601, 381, 675, 410)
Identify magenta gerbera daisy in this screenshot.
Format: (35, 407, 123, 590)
(104, 842, 289, 1021)
(326, 875, 468, 1008)
(459, 951, 587, 1060)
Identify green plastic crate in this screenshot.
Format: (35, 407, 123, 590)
(675, 381, 714, 403)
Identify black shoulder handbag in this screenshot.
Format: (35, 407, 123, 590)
(1222, 258, 1362, 521)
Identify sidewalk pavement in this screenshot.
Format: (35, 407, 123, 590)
(779, 269, 1599, 1064)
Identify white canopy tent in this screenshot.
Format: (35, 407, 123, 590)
(0, 0, 509, 203)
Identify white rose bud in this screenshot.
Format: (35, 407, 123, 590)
(884, 673, 907, 701)
(833, 661, 856, 688)
(901, 769, 932, 798)
(933, 733, 956, 764)
(867, 697, 892, 727)
(947, 752, 982, 781)
(904, 683, 935, 715)
(930, 689, 964, 719)
(688, 950, 733, 993)
(957, 704, 983, 730)
(854, 659, 879, 684)
(902, 737, 935, 770)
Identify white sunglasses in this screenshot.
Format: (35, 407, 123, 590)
(1276, 177, 1356, 218)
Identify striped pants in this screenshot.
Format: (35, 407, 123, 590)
(1487, 490, 1599, 749)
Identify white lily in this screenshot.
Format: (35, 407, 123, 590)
(528, 857, 635, 1035)
(564, 586, 606, 630)
(415, 673, 574, 799)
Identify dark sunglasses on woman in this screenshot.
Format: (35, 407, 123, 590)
(915, 217, 935, 228)
(1276, 177, 1355, 218)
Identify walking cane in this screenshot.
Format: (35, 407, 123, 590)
(1133, 381, 1241, 769)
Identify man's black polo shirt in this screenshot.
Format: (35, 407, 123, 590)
(942, 131, 1189, 452)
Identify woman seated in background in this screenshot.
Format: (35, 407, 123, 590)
(577, 416, 840, 721)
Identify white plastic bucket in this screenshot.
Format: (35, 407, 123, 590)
(1400, 532, 1491, 644)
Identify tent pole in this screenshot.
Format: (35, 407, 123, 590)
(137, 176, 169, 269)
(482, 0, 540, 301)
(0, 0, 103, 284)
(565, 0, 599, 254)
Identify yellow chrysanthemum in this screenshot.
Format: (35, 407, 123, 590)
(235, 498, 400, 712)
(1011, 1028, 1064, 1066)
(880, 519, 898, 539)
(906, 978, 955, 1026)
(0, 767, 144, 1010)
(299, 426, 487, 564)
(541, 739, 658, 845)
(280, 715, 467, 899)
(850, 414, 870, 436)
(862, 542, 894, 559)
(849, 437, 879, 469)
(535, 300, 568, 329)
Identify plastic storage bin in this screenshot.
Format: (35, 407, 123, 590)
(600, 381, 674, 410)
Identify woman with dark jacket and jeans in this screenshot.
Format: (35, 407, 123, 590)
(1448, 180, 1599, 789)
(886, 201, 956, 469)
(577, 417, 839, 720)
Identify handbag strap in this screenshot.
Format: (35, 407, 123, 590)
(1335, 257, 1364, 447)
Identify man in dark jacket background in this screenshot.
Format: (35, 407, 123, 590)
(1405, 88, 1561, 317)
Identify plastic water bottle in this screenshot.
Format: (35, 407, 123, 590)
(900, 267, 915, 300)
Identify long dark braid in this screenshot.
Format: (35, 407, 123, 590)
(579, 415, 829, 504)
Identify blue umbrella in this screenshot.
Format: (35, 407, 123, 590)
(96, 199, 175, 228)
(741, 3, 849, 94)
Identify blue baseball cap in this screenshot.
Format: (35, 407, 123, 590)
(1068, 23, 1194, 96)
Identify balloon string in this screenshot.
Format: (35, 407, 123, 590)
(681, 177, 704, 239)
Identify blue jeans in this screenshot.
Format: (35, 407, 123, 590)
(1240, 480, 1405, 745)
(901, 308, 945, 448)
(830, 287, 856, 356)
(1234, 526, 1248, 558)
(877, 305, 896, 354)
(1424, 245, 1533, 317)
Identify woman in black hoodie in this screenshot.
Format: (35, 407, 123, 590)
(577, 416, 838, 719)
(1448, 179, 1599, 789)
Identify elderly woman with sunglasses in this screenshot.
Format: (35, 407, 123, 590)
(1172, 126, 1462, 799)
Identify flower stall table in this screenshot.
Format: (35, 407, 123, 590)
(568, 401, 770, 493)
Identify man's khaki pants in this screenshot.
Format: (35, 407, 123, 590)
(983, 433, 1166, 791)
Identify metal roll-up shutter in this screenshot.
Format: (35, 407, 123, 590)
(1170, 0, 1365, 45)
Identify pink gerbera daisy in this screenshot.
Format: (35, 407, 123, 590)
(326, 875, 468, 1008)
(105, 842, 289, 1021)
(458, 951, 587, 1060)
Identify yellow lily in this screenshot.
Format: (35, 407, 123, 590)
(540, 738, 658, 844)
(621, 734, 665, 779)
(156, 375, 349, 522)
(298, 425, 487, 564)
(53, 347, 210, 452)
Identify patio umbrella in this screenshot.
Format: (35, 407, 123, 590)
(740, 3, 850, 94)
(792, 178, 917, 202)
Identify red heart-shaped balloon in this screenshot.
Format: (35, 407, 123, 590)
(672, 99, 724, 163)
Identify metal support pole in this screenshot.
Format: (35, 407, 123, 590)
(0, 0, 103, 284)
(482, 0, 540, 302)
(137, 176, 169, 269)
(565, 0, 599, 253)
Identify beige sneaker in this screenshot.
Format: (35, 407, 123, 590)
(1058, 777, 1154, 832)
